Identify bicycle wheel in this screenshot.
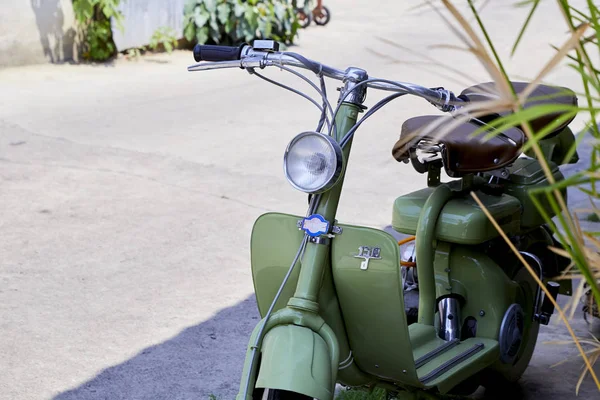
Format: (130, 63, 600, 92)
(296, 8, 312, 28)
(313, 6, 331, 26)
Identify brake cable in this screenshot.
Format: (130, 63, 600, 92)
(340, 92, 406, 148)
(248, 63, 333, 134)
(249, 68, 328, 130)
(281, 52, 336, 136)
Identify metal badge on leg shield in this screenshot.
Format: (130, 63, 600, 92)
(354, 246, 382, 270)
(301, 214, 330, 237)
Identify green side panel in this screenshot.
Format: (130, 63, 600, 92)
(250, 212, 348, 329)
(445, 245, 518, 339)
(251, 215, 520, 393)
(251, 212, 374, 387)
(498, 157, 566, 229)
(392, 189, 521, 245)
(404, 245, 513, 393)
(251, 213, 305, 316)
(256, 325, 332, 399)
(330, 224, 422, 387)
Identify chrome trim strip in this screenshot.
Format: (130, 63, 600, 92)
(414, 339, 460, 369)
(419, 343, 485, 384)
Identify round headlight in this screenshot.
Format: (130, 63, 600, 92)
(283, 132, 343, 194)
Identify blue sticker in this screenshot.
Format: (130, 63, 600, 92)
(301, 214, 330, 237)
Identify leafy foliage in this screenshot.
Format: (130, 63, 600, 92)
(72, 0, 124, 61)
(183, 0, 299, 46)
(124, 47, 142, 61)
(149, 27, 179, 53)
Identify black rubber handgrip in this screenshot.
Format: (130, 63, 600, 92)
(193, 44, 244, 62)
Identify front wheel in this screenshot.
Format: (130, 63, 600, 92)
(254, 389, 312, 400)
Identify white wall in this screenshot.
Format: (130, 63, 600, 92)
(0, 0, 186, 67)
(112, 0, 185, 51)
(0, 0, 77, 67)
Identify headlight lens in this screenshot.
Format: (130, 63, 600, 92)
(283, 132, 343, 193)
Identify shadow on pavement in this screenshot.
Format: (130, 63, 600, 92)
(54, 296, 260, 400)
(54, 290, 598, 400)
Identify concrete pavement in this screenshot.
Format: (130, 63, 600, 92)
(1, 1, 598, 399)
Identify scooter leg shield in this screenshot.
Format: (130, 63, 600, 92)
(256, 324, 333, 400)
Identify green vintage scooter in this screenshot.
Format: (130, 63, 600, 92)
(189, 41, 577, 399)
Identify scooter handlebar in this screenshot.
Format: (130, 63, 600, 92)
(188, 44, 462, 111)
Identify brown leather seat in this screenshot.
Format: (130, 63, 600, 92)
(461, 82, 578, 135)
(392, 81, 577, 177)
(392, 115, 525, 177)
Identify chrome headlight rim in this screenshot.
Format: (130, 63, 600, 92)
(283, 131, 344, 194)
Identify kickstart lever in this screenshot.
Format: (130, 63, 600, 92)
(536, 281, 560, 325)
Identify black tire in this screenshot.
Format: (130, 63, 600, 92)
(254, 388, 312, 400)
(296, 8, 312, 28)
(313, 6, 331, 26)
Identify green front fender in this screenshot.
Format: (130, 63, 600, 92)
(256, 324, 333, 400)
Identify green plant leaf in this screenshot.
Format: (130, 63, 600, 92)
(273, 1, 285, 20)
(569, 4, 592, 20)
(184, 21, 196, 41)
(183, 0, 198, 16)
(471, 103, 582, 141)
(149, 26, 178, 53)
(224, 18, 235, 34)
(257, 18, 267, 38)
(203, 0, 217, 13)
(194, 7, 210, 28)
(217, 3, 231, 25)
(196, 26, 209, 44)
(560, 124, 586, 165)
(74, 0, 95, 22)
(209, 13, 220, 33)
(520, 111, 579, 154)
(514, 0, 538, 7)
(234, 1, 246, 17)
(264, 17, 272, 38)
(208, 12, 220, 43)
(245, 6, 259, 31)
(235, 18, 247, 40)
(511, 0, 540, 56)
